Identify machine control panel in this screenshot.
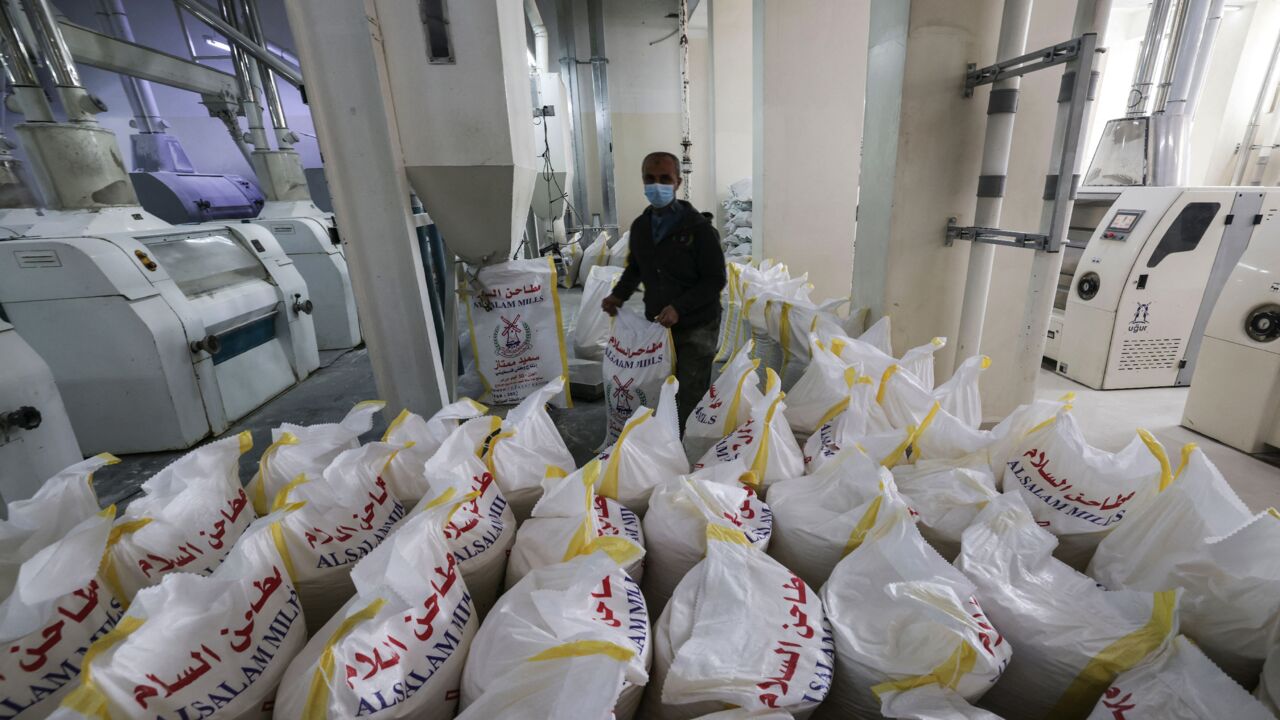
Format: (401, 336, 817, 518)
(1102, 210, 1143, 241)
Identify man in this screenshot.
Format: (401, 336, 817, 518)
(602, 151, 727, 432)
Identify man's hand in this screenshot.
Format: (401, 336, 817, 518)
(656, 305, 679, 328)
(601, 295, 623, 316)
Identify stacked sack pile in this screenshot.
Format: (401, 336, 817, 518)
(7, 259, 1280, 720)
(722, 178, 754, 260)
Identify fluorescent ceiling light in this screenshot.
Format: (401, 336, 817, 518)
(204, 35, 230, 52)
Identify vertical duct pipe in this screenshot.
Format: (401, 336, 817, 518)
(0, 1, 52, 122)
(95, 0, 164, 135)
(952, 0, 1035, 372)
(22, 0, 99, 121)
(217, 0, 270, 151)
(1126, 0, 1172, 117)
(678, 0, 692, 199)
(1151, 0, 1213, 186)
(525, 0, 548, 73)
(1232, 28, 1280, 185)
(555, 0, 589, 225)
(586, 0, 616, 230)
(241, 0, 293, 149)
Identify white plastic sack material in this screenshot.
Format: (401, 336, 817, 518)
(488, 377, 577, 521)
(455, 642, 635, 719)
(578, 230, 612, 283)
(641, 460, 773, 615)
(505, 460, 645, 588)
(461, 552, 651, 720)
(1, 507, 126, 718)
(103, 433, 256, 603)
(274, 497, 477, 720)
(575, 265, 625, 361)
(260, 442, 408, 634)
(381, 398, 488, 505)
(892, 458, 1000, 561)
(684, 340, 762, 462)
(1088, 447, 1280, 684)
(878, 355, 990, 430)
(955, 491, 1179, 720)
(646, 523, 834, 719)
(248, 400, 385, 514)
(878, 685, 1005, 719)
(1084, 635, 1272, 720)
(695, 711, 793, 720)
(830, 335, 945, 388)
(1258, 643, 1279, 713)
(54, 524, 305, 720)
(609, 230, 631, 267)
(694, 369, 804, 499)
(859, 316, 893, 356)
(463, 257, 572, 407)
(1004, 410, 1171, 569)
(595, 376, 689, 515)
(768, 447, 903, 590)
(783, 338, 856, 439)
(604, 309, 675, 447)
(729, 177, 752, 200)
(560, 233, 584, 289)
(910, 395, 1074, 470)
(818, 498, 1010, 719)
(802, 377, 909, 474)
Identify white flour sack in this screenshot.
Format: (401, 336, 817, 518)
(684, 340, 762, 462)
(878, 355, 989, 430)
(783, 338, 856, 439)
(486, 377, 576, 521)
(575, 265, 624, 361)
(505, 461, 645, 589)
(829, 334, 946, 390)
(260, 442, 408, 634)
(102, 433, 256, 602)
(464, 257, 571, 407)
(768, 447, 905, 590)
(877, 684, 1004, 720)
(891, 457, 1000, 562)
(577, 231, 612, 287)
(54, 525, 305, 720)
(1, 478, 125, 720)
(1259, 643, 1279, 713)
(595, 376, 689, 515)
(641, 460, 773, 615)
(1004, 410, 1171, 569)
(461, 552, 651, 719)
(694, 369, 804, 498)
(274, 498, 477, 720)
(604, 309, 675, 447)
(381, 398, 488, 505)
(1084, 635, 1273, 720)
(694, 710, 794, 720)
(455, 641, 636, 719)
(248, 400, 385, 514)
(646, 524, 834, 719)
(609, 230, 631, 267)
(817, 499, 1010, 720)
(803, 376, 909, 473)
(908, 393, 1070, 468)
(1089, 447, 1280, 685)
(559, 232, 584, 289)
(955, 491, 1179, 720)
(411, 447, 515, 618)
(1, 454, 113, 587)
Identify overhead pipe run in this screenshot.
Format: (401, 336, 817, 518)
(587, 0, 617, 231)
(0, 1, 53, 122)
(173, 0, 301, 89)
(241, 0, 295, 149)
(95, 0, 164, 135)
(22, 0, 105, 121)
(525, 0, 548, 73)
(1151, 0, 1215, 186)
(1126, 0, 1172, 117)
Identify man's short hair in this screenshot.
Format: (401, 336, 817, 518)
(642, 151, 680, 171)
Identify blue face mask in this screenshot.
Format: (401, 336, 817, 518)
(644, 183, 676, 208)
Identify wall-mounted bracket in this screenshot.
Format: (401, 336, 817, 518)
(945, 217, 1051, 251)
(964, 37, 1083, 97)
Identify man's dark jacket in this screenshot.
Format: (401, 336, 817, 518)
(611, 200, 727, 329)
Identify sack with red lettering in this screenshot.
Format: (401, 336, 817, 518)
(247, 400, 385, 514)
(465, 257, 572, 407)
(768, 447, 905, 589)
(955, 491, 1179, 719)
(909, 395, 1071, 468)
(1, 454, 112, 587)
(2, 477, 126, 720)
(1003, 410, 1171, 569)
(604, 309, 675, 447)
(260, 442, 408, 634)
(595, 376, 689, 515)
(55, 523, 305, 720)
(609, 230, 631, 267)
(783, 337, 856, 439)
(693, 711, 794, 720)
(1258, 643, 1279, 713)
(273, 497, 477, 720)
(802, 377, 909, 473)
(642, 460, 773, 615)
(381, 398, 488, 505)
(1083, 635, 1272, 720)
(488, 376, 576, 521)
(505, 460, 645, 589)
(461, 552, 651, 719)
(878, 355, 989, 430)
(575, 265, 625, 361)
(820, 498, 1010, 719)
(455, 640, 636, 719)
(647, 523, 833, 719)
(1088, 447, 1280, 685)
(102, 433, 257, 602)
(891, 458, 1000, 561)
(413, 439, 516, 618)
(877, 685, 1004, 720)
(684, 340, 762, 462)
(694, 369, 804, 498)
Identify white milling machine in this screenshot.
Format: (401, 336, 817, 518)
(0, 319, 81, 504)
(0, 0, 319, 457)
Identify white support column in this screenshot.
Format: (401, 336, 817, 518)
(280, 0, 448, 418)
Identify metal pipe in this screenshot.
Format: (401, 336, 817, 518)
(240, 0, 290, 146)
(587, 0, 616, 229)
(95, 0, 164, 134)
(1152, 0, 1211, 186)
(217, 0, 269, 151)
(0, 2, 52, 122)
(1232, 28, 1280, 185)
(524, 0, 548, 73)
(555, 0, 588, 221)
(1154, 0, 1191, 112)
(1161, 0, 1211, 117)
(953, 0, 1035, 372)
(678, 0, 692, 199)
(23, 0, 81, 88)
(174, 0, 301, 88)
(1126, 0, 1171, 117)
(1183, 0, 1223, 116)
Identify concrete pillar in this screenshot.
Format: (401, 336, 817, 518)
(709, 0, 753, 230)
(753, 0, 869, 302)
(850, 0, 1002, 376)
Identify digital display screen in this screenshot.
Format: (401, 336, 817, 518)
(1108, 210, 1141, 232)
